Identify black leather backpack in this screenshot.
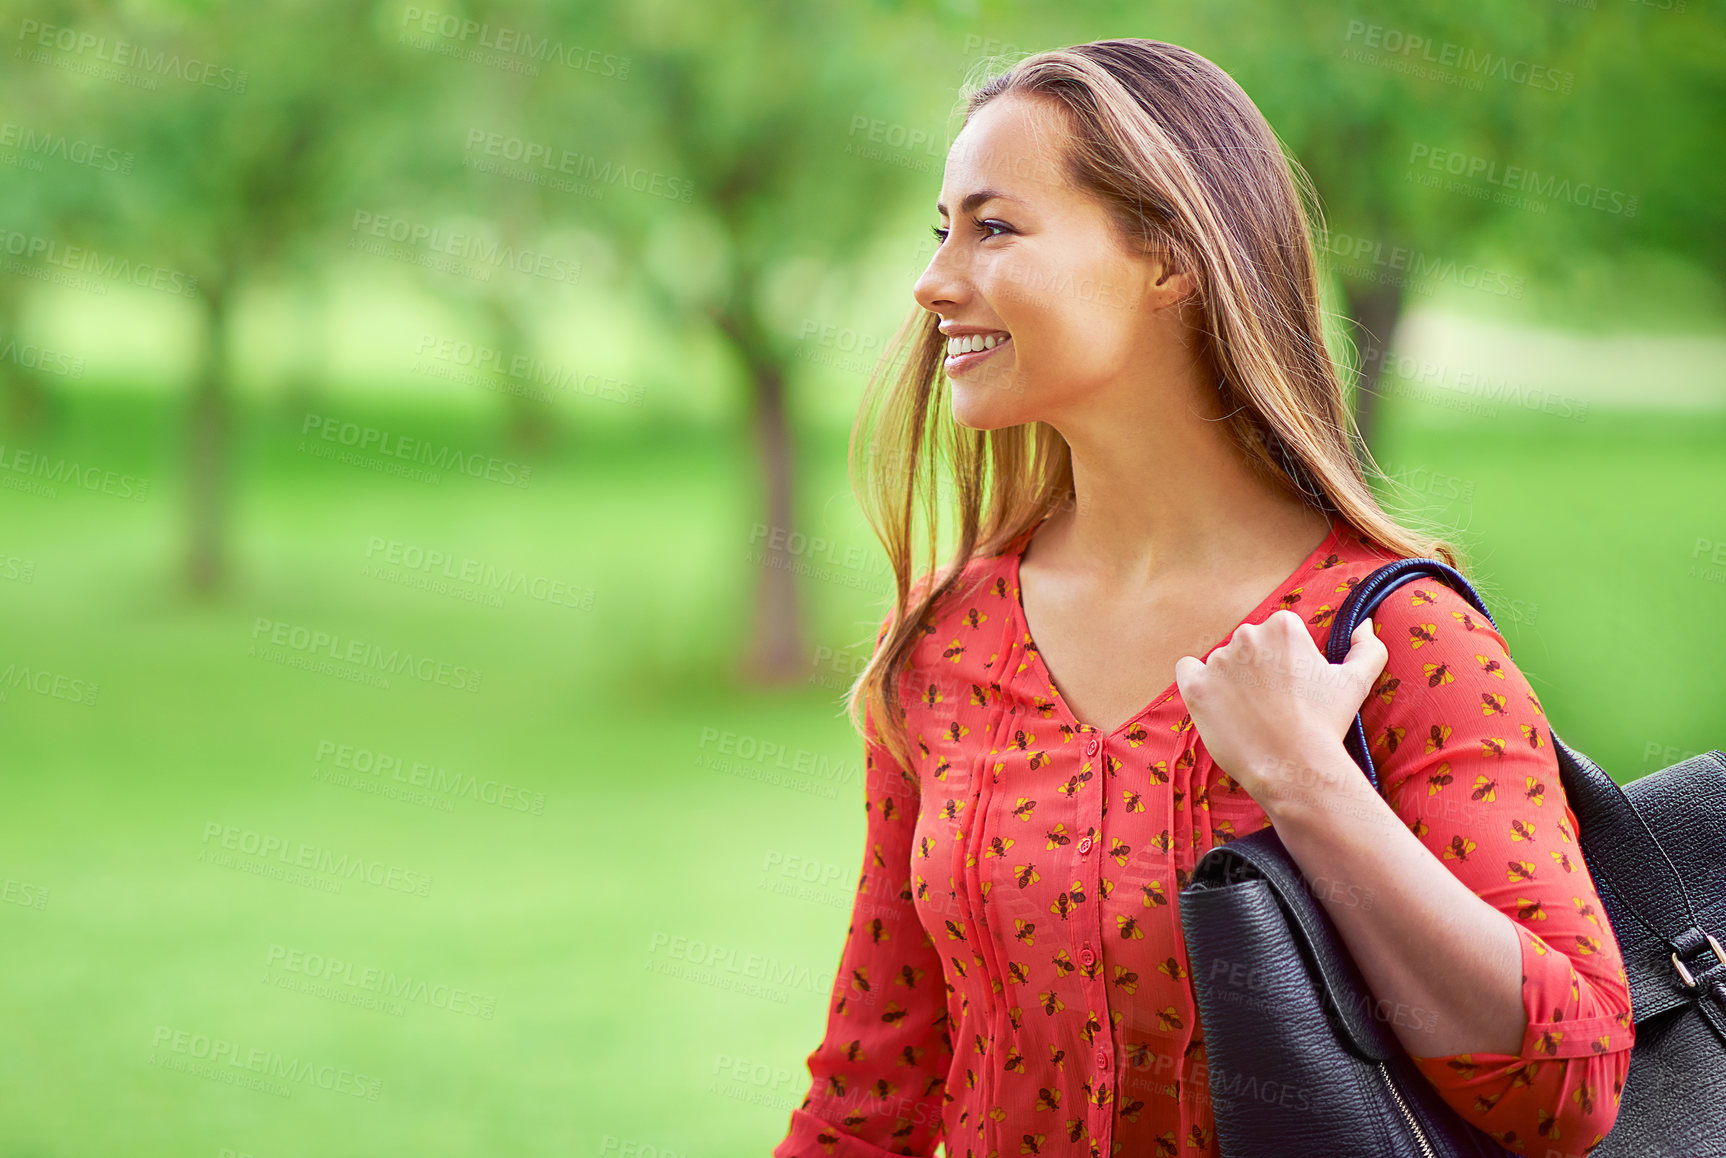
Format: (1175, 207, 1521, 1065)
(1178, 556, 1726, 1158)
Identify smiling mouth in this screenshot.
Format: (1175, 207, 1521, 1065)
(945, 334, 1012, 372)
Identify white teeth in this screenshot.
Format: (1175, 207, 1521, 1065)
(947, 333, 1009, 356)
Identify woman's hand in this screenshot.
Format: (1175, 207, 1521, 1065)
(1173, 610, 1388, 808)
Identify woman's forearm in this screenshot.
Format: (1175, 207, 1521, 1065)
(1252, 739, 1528, 1058)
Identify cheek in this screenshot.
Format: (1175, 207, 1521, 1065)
(1007, 318, 1121, 393)
(988, 245, 1139, 338)
(996, 287, 1127, 374)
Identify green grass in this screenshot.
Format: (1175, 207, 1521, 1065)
(0, 390, 1719, 1155)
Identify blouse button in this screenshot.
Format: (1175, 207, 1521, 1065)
(1085, 737, 1100, 756)
(1077, 836, 1093, 855)
(1094, 1048, 1111, 1071)
(1079, 946, 1096, 968)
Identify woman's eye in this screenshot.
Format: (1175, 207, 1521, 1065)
(928, 220, 1012, 245)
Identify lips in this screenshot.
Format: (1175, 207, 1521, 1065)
(945, 334, 1012, 373)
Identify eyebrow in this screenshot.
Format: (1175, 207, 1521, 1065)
(935, 190, 1024, 217)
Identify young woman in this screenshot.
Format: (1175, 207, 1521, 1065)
(773, 39, 1631, 1158)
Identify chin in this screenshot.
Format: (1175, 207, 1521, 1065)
(949, 390, 1030, 431)
(948, 367, 1029, 430)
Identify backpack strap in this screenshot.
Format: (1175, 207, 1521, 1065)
(1328, 556, 1725, 1028)
(1323, 557, 1497, 795)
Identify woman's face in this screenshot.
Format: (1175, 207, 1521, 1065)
(913, 93, 1189, 431)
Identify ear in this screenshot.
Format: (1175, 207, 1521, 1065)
(1144, 252, 1198, 311)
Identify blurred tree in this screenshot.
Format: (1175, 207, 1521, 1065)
(1193, 2, 1725, 446)
(1501, 5, 1726, 308)
(983, 1, 1724, 448)
(55, 2, 420, 593)
(535, 0, 958, 683)
(440, 1, 563, 454)
(0, 12, 113, 434)
(1190, 3, 1576, 449)
(6, 0, 1720, 656)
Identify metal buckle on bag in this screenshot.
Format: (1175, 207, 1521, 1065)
(1671, 931, 1725, 989)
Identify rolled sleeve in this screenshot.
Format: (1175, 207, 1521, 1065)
(1362, 577, 1634, 1157)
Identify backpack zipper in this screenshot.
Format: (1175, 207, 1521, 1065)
(1377, 1059, 1438, 1158)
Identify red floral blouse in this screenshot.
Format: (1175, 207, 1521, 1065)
(773, 513, 1632, 1158)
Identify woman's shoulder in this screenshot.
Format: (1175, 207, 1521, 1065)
(1325, 530, 1509, 652)
(1301, 523, 1524, 682)
(872, 547, 1021, 720)
(876, 544, 1019, 638)
(1343, 546, 1548, 755)
(1305, 523, 1482, 621)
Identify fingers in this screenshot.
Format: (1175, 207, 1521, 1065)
(1173, 654, 1204, 687)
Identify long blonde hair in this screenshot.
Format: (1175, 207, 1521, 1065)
(849, 39, 1465, 779)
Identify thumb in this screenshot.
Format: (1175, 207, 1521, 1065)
(1173, 654, 1202, 686)
(1344, 616, 1388, 678)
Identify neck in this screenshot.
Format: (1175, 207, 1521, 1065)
(1033, 388, 1329, 587)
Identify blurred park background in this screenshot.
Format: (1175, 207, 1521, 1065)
(1, 0, 1722, 1154)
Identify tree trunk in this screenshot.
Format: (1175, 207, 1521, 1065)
(0, 364, 53, 434)
(186, 281, 231, 595)
(486, 294, 556, 453)
(705, 291, 806, 685)
(1341, 278, 1404, 454)
(738, 349, 804, 685)
(0, 286, 54, 433)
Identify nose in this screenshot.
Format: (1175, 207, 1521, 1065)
(912, 236, 972, 315)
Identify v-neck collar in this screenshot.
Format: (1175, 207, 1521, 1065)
(1006, 513, 1345, 741)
